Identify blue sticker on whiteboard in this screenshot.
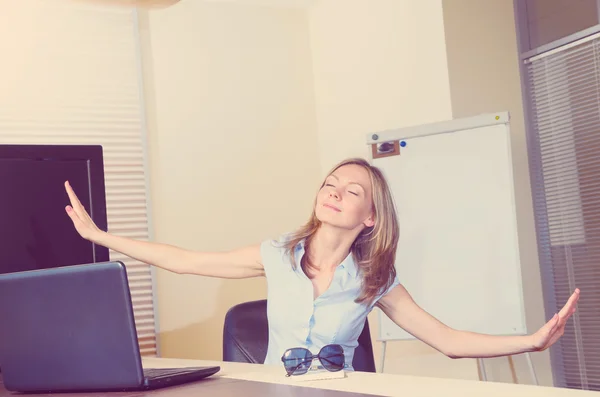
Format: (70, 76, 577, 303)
(400, 141, 406, 147)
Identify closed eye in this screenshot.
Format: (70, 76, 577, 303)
(349, 191, 358, 196)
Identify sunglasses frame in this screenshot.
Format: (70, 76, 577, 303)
(280, 344, 345, 377)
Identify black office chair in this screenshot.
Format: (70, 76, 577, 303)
(222, 299, 377, 372)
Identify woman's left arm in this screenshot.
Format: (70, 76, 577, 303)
(376, 284, 580, 359)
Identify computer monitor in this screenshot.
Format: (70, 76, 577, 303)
(0, 144, 109, 275)
(0, 144, 110, 374)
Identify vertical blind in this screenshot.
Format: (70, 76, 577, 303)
(0, 0, 158, 356)
(525, 33, 600, 390)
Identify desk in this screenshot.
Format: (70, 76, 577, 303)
(1, 357, 597, 397)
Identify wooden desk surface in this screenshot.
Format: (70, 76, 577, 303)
(1, 357, 597, 397)
(143, 357, 598, 397)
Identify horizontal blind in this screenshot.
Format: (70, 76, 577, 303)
(0, 0, 157, 356)
(525, 35, 600, 390)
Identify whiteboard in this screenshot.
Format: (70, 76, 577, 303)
(368, 112, 527, 341)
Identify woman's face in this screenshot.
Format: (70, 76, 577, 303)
(315, 164, 375, 231)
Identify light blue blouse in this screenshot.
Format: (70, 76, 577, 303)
(260, 235, 400, 370)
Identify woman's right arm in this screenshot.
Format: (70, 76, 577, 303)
(64, 181, 264, 279)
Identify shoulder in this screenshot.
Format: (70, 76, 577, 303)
(260, 233, 294, 257)
(259, 233, 299, 275)
(371, 274, 402, 308)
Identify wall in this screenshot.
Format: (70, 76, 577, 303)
(442, 0, 552, 386)
(137, 0, 321, 360)
(307, 0, 453, 174)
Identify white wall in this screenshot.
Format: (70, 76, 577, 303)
(307, 0, 453, 174)
(138, 0, 321, 359)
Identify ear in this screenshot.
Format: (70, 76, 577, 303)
(363, 214, 375, 228)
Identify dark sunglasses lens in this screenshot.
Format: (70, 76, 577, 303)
(282, 348, 312, 375)
(319, 345, 344, 372)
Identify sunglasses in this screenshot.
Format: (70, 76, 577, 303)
(281, 344, 345, 376)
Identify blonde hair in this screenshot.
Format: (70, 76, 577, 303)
(282, 158, 399, 306)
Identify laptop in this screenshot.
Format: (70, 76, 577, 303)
(0, 261, 220, 392)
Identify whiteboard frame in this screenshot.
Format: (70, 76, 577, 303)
(366, 111, 529, 343)
(366, 112, 510, 144)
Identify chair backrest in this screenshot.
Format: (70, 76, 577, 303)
(222, 299, 376, 372)
(222, 300, 269, 364)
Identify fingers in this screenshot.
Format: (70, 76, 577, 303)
(64, 182, 99, 238)
(64, 181, 89, 218)
(551, 290, 580, 340)
(546, 314, 560, 342)
(65, 204, 82, 228)
(540, 313, 559, 336)
(537, 290, 580, 351)
(558, 289, 580, 319)
(64, 181, 82, 208)
(547, 313, 559, 333)
(534, 314, 559, 351)
(65, 180, 86, 209)
(65, 181, 77, 207)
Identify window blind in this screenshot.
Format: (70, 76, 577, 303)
(525, 33, 600, 390)
(0, 0, 158, 356)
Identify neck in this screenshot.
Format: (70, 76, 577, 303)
(306, 224, 359, 272)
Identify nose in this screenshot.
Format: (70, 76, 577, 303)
(329, 191, 340, 200)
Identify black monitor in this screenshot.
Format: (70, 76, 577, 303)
(0, 144, 109, 275)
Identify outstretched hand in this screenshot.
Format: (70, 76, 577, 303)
(531, 288, 580, 352)
(64, 181, 103, 242)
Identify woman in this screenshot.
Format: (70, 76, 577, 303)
(64, 157, 579, 370)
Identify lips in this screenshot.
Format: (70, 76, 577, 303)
(323, 203, 341, 212)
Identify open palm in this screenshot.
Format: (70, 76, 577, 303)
(531, 288, 580, 352)
(64, 181, 102, 242)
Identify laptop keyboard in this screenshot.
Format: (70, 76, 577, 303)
(143, 367, 203, 379)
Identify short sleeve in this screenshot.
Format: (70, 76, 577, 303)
(260, 238, 278, 279)
(259, 235, 292, 281)
(372, 274, 401, 307)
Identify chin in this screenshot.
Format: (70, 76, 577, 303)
(315, 208, 330, 223)
(315, 209, 350, 230)
(315, 208, 338, 224)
